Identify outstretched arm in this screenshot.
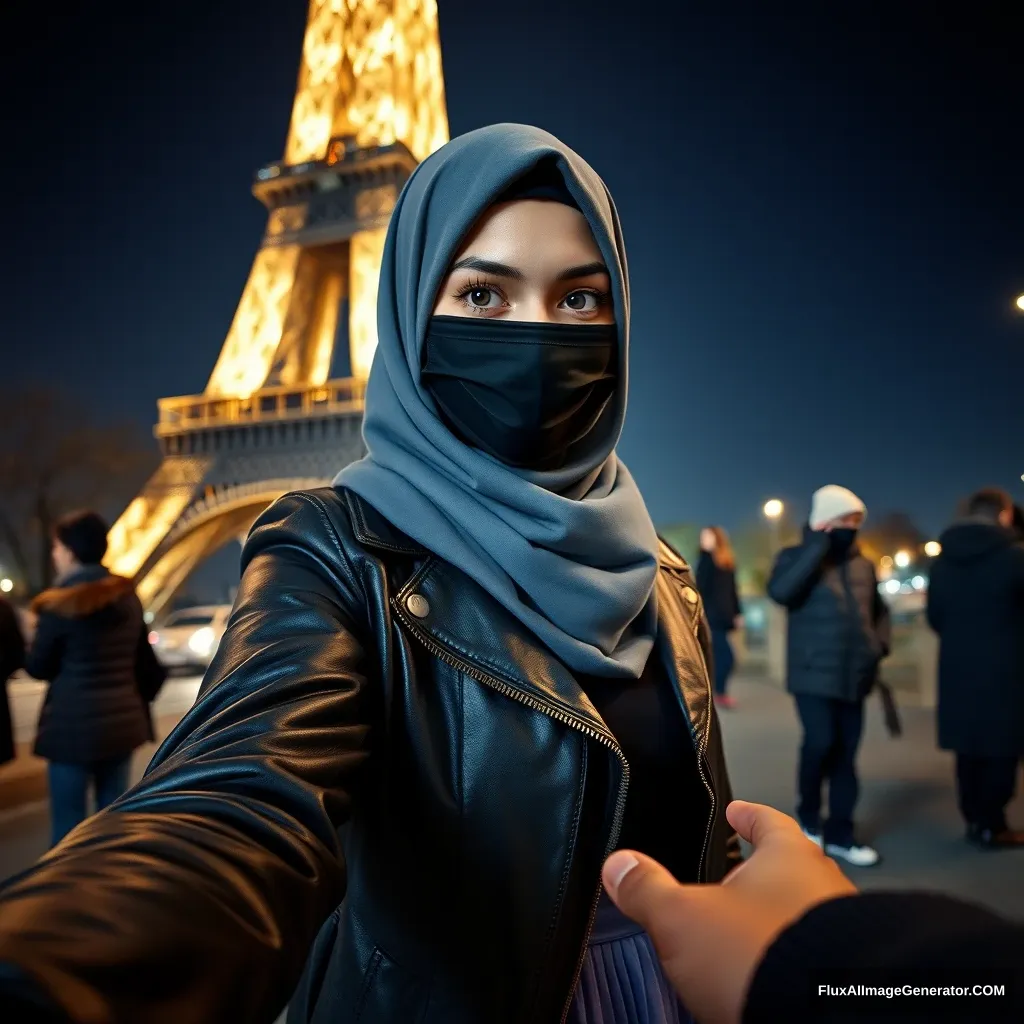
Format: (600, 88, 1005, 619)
(0, 493, 377, 1023)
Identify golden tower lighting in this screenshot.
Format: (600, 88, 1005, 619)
(104, 0, 449, 612)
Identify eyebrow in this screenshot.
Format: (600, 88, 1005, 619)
(448, 256, 609, 282)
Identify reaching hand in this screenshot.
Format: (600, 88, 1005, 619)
(602, 801, 857, 1024)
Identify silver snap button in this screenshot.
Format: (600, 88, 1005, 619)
(683, 587, 699, 605)
(406, 593, 430, 619)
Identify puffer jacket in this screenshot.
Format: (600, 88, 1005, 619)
(768, 528, 891, 702)
(0, 488, 741, 1024)
(26, 565, 153, 764)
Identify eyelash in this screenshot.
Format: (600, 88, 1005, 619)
(451, 277, 611, 317)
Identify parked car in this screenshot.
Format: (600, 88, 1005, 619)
(149, 606, 231, 671)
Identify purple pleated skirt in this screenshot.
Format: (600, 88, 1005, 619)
(567, 892, 692, 1024)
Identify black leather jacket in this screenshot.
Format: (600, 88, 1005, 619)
(0, 488, 740, 1024)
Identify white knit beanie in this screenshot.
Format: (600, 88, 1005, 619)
(809, 485, 867, 530)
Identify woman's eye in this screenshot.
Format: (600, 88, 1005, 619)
(465, 287, 501, 309)
(562, 291, 599, 312)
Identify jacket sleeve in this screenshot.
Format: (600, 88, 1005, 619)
(0, 492, 377, 1024)
(730, 571, 742, 622)
(766, 533, 830, 608)
(743, 891, 1024, 1023)
(133, 618, 168, 703)
(0, 601, 24, 682)
(23, 612, 65, 682)
(925, 558, 946, 633)
(871, 572, 891, 656)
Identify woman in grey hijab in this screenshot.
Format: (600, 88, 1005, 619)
(0, 125, 740, 1024)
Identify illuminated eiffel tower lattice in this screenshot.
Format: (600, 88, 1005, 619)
(105, 0, 448, 616)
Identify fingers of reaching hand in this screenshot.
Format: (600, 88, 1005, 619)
(725, 800, 805, 848)
(603, 851, 688, 925)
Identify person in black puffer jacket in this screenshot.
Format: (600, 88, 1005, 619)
(696, 526, 743, 709)
(25, 510, 161, 846)
(768, 485, 890, 868)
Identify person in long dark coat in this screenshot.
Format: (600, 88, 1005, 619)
(927, 487, 1024, 848)
(0, 596, 24, 766)
(696, 526, 743, 709)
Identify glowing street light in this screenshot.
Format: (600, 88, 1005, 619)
(763, 499, 784, 519)
(1016, 294, 1024, 312)
(924, 541, 941, 558)
(894, 550, 911, 569)
(0, 578, 12, 593)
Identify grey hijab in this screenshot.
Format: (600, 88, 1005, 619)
(336, 123, 659, 678)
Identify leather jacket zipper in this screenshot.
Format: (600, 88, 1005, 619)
(667, 576, 717, 882)
(392, 600, 629, 1024)
(688, 625, 717, 882)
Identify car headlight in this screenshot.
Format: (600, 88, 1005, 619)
(188, 626, 216, 657)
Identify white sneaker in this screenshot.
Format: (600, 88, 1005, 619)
(825, 842, 880, 867)
(801, 828, 823, 847)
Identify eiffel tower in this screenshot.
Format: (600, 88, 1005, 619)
(104, 0, 449, 616)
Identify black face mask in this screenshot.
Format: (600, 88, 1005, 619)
(829, 528, 858, 557)
(422, 315, 618, 470)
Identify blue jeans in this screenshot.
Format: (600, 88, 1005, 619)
(48, 757, 132, 847)
(710, 629, 735, 696)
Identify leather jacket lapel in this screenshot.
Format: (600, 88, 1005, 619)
(391, 555, 617, 744)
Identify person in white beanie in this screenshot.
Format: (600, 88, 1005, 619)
(767, 485, 890, 867)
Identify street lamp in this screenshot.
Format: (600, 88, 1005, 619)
(894, 550, 911, 569)
(924, 541, 941, 558)
(0, 578, 12, 593)
(1016, 294, 1024, 312)
(763, 499, 784, 556)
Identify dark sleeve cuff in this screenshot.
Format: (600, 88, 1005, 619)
(0, 962, 69, 1023)
(743, 892, 1024, 1022)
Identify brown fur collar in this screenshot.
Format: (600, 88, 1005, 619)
(31, 575, 136, 619)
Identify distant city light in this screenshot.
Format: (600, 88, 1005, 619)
(924, 541, 942, 558)
(0, 578, 12, 593)
(911, 576, 927, 591)
(880, 555, 894, 569)
(763, 499, 784, 519)
(884, 579, 902, 594)
(894, 550, 912, 569)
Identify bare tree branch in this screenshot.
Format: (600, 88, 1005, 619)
(0, 386, 159, 593)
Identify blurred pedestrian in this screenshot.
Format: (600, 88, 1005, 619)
(767, 485, 890, 867)
(927, 487, 1024, 848)
(697, 526, 743, 709)
(0, 595, 24, 766)
(25, 510, 160, 846)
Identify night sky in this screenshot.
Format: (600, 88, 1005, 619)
(4, 1, 1022, 537)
